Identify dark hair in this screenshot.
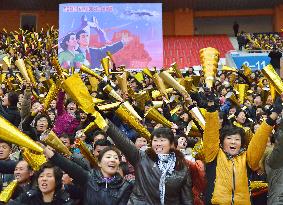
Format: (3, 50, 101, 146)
(97, 146, 121, 163)
(35, 162, 63, 192)
(174, 134, 187, 148)
(93, 139, 112, 150)
(93, 130, 106, 139)
(17, 160, 33, 172)
(59, 133, 74, 145)
(151, 127, 175, 144)
(60, 32, 76, 51)
(0, 140, 12, 148)
(34, 114, 52, 129)
(8, 92, 19, 107)
(76, 30, 87, 40)
(65, 98, 76, 108)
(220, 126, 246, 148)
(133, 135, 148, 143)
(118, 161, 129, 176)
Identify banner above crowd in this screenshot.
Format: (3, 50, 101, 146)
(59, 3, 163, 70)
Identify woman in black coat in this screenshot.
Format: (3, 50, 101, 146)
(8, 162, 74, 205)
(43, 146, 133, 205)
(105, 123, 193, 205)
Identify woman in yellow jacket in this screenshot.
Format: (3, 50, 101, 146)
(203, 101, 279, 205)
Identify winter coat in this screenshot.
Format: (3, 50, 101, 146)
(265, 127, 283, 205)
(106, 121, 193, 205)
(204, 111, 273, 205)
(0, 104, 20, 127)
(7, 188, 74, 205)
(52, 91, 80, 136)
(50, 153, 133, 205)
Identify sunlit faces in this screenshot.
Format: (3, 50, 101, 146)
(66, 102, 77, 115)
(0, 142, 11, 160)
(98, 150, 120, 178)
(14, 161, 33, 184)
(50, 100, 56, 109)
(36, 117, 49, 132)
(38, 168, 56, 195)
(177, 137, 187, 150)
(134, 137, 147, 149)
(236, 111, 246, 124)
(32, 102, 42, 111)
(223, 134, 241, 156)
(151, 136, 173, 154)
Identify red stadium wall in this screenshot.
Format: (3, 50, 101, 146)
(0, 10, 58, 31)
(0, 5, 282, 34)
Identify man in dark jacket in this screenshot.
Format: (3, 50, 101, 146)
(0, 92, 20, 127)
(265, 121, 283, 205)
(268, 45, 282, 75)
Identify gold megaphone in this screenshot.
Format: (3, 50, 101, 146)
(238, 84, 248, 105)
(117, 72, 128, 94)
(22, 148, 47, 171)
(75, 138, 97, 168)
(226, 92, 240, 107)
(42, 82, 60, 111)
(40, 130, 72, 156)
(0, 73, 6, 84)
(83, 122, 97, 134)
(152, 88, 174, 99)
(188, 106, 206, 130)
(269, 82, 277, 102)
(152, 73, 168, 99)
(123, 101, 142, 121)
(200, 47, 220, 88)
(80, 64, 103, 80)
(62, 74, 96, 114)
(115, 104, 151, 141)
(15, 59, 30, 82)
(152, 101, 163, 108)
(142, 67, 153, 78)
(262, 64, 283, 95)
(51, 57, 66, 79)
(243, 64, 252, 77)
(103, 84, 123, 102)
(145, 107, 173, 128)
(185, 121, 203, 138)
(2, 56, 11, 68)
(0, 116, 43, 153)
(26, 65, 37, 85)
(0, 180, 17, 203)
(101, 57, 110, 76)
(261, 87, 270, 105)
(159, 70, 189, 97)
(133, 72, 144, 83)
(222, 65, 237, 72)
(170, 62, 183, 79)
(97, 102, 121, 111)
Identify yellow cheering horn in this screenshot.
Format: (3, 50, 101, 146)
(15, 59, 30, 82)
(40, 129, 72, 156)
(262, 64, 283, 95)
(0, 180, 17, 203)
(101, 57, 110, 76)
(0, 116, 43, 153)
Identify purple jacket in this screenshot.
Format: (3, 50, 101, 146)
(52, 91, 80, 136)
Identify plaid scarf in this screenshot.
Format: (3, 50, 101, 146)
(157, 153, 176, 205)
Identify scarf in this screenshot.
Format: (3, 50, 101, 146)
(157, 153, 176, 205)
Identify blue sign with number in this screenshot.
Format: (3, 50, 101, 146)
(230, 53, 271, 71)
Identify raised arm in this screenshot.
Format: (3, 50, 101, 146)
(105, 120, 140, 166)
(56, 90, 66, 116)
(203, 109, 220, 163)
(247, 113, 276, 170)
(20, 86, 32, 120)
(47, 151, 89, 185)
